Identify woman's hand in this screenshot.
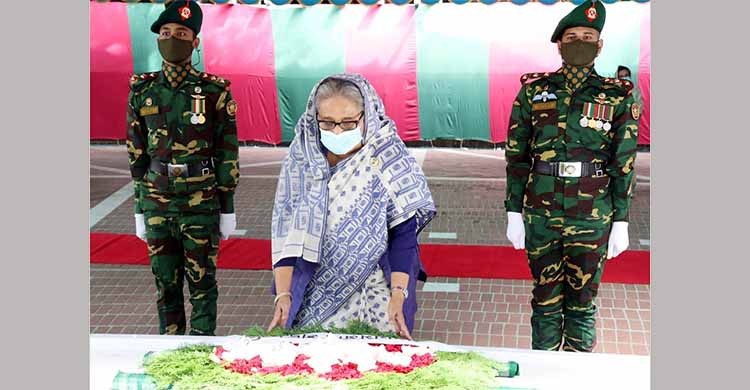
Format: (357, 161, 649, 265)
(267, 294, 292, 332)
(388, 290, 412, 340)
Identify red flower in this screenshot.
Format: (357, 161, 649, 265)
(368, 343, 417, 353)
(373, 353, 435, 374)
(224, 349, 434, 379)
(375, 361, 412, 374)
(257, 354, 314, 376)
(374, 361, 394, 373)
(288, 354, 314, 375)
(410, 353, 435, 368)
(229, 355, 263, 375)
(384, 344, 403, 353)
(214, 346, 226, 360)
(320, 362, 363, 381)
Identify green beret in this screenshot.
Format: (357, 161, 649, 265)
(150, 0, 203, 36)
(550, 0, 606, 43)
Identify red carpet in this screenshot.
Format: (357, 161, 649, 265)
(90, 233, 650, 284)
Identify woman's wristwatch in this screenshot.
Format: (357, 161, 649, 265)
(391, 286, 408, 299)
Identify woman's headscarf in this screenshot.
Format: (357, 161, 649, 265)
(271, 73, 436, 265)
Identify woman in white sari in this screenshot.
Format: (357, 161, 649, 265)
(268, 74, 436, 340)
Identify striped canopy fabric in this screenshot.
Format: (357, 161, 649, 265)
(90, 1, 650, 144)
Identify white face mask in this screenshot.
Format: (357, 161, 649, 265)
(320, 127, 363, 155)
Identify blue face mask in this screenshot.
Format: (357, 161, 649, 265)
(320, 127, 363, 155)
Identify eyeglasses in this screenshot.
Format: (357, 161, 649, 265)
(317, 112, 364, 131)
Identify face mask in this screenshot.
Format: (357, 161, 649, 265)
(320, 127, 363, 156)
(158, 37, 194, 64)
(560, 40, 599, 66)
(620, 76, 632, 82)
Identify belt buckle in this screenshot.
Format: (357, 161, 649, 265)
(201, 167, 210, 176)
(558, 162, 582, 178)
(167, 163, 188, 178)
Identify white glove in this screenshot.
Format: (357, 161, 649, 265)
(607, 221, 629, 259)
(134, 214, 147, 242)
(220, 213, 237, 240)
(506, 212, 526, 250)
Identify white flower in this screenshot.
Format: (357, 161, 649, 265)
(305, 353, 341, 374)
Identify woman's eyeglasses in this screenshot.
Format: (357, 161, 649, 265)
(317, 112, 363, 131)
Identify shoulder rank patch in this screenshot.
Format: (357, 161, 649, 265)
(602, 77, 634, 94)
(129, 72, 158, 88)
(200, 72, 231, 89)
(520, 72, 550, 85)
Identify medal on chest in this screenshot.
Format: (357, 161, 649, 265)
(580, 101, 614, 131)
(190, 94, 206, 125)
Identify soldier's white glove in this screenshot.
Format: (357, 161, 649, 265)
(506, 212, 525, 250)
(607, 221, 629, 259)
(134, 214, 147, 242)
(220, 213, 237, 240)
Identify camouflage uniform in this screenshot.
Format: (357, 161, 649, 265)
(505, 67, 639, 351)
(126, 63, 239, 336)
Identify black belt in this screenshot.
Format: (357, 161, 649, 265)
(532, 160, 607, 178)
(149, 159, 215, 178)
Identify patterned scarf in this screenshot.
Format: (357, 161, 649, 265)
(271, 74, 436, 325)
(162, 62, 192, 88)
(562, 63, 592, 91)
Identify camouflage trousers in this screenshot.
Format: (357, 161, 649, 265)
(524, 213, 611, 352)
(144, 212, 220, 336)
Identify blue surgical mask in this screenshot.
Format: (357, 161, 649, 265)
(320, 127, 363, 155)
(620, 76, 632, 82)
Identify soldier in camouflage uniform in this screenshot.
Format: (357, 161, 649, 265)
(126, 0, 240, 336)
(504, 0, 640, 352)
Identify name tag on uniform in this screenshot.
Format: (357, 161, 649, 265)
(139, 106, 159, 117)
(532, 101, 557, 111)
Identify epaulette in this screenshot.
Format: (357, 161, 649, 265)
(520, 72, 552, 85)
(198, 71, 231, 90)
(129, 72, 158, 90)
(601, 77, 634, 94)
